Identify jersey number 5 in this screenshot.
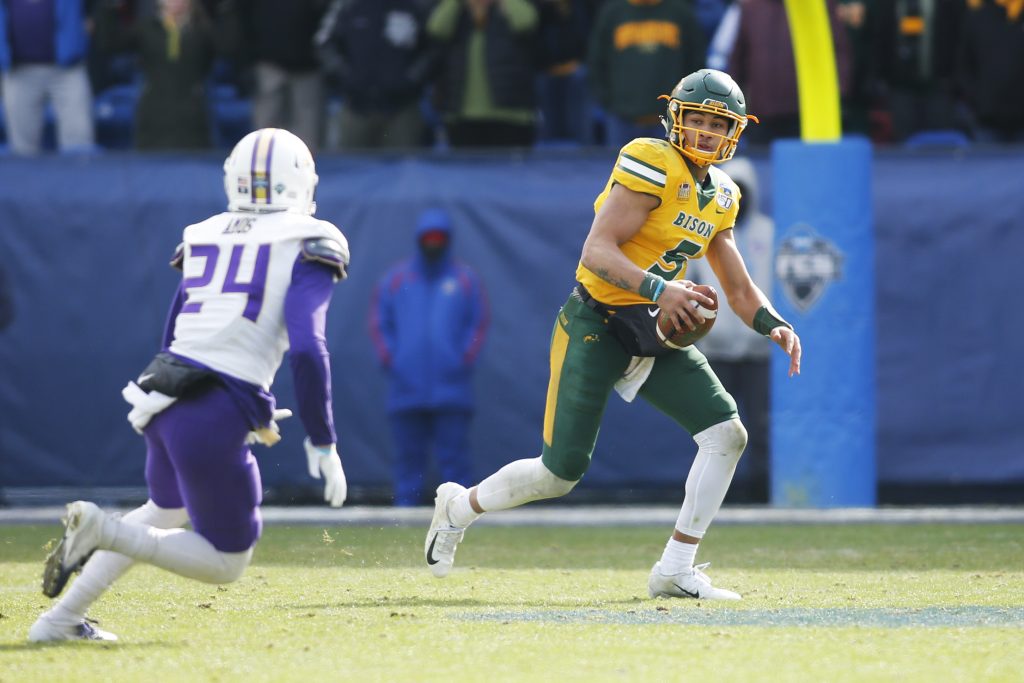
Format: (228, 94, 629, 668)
(648, 238, 702, 280)
(181, 243, 271, 322)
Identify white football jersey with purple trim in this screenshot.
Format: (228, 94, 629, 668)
(169, 211, 346, 389)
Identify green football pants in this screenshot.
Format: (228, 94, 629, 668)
(540, 293, 738, 481)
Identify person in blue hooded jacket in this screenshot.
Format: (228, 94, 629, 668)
(370, 208, 490, 506)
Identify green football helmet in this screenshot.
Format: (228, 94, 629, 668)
(659, 69, 757, 166)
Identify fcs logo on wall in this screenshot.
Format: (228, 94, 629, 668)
(775, 224, 844, 312)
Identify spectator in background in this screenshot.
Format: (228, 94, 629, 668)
(835, 0, 872, 137)
(92, 0, 240, 150)
(535, 0, 593, 144)
(692, 0, 728, 43)
(955, 0, 1024, 143)
(727, 0, 851, 145)
(0, 0, 95, 155)
(427, 0, 541, 148)
(869, 0, 963, 144)
(370, 208, 489, 507)
(686, 157, 772, 502)
(237, 0, 328, 153)
(316, 0, 436, 150)
(587, 0, 706, 148)
(706, 0, 739, 71)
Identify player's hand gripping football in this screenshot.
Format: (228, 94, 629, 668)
(304, 438, 348, 508)
(656, 280, 717, 332)
(771, 326, 802, 377)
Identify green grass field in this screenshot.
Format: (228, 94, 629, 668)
(2, 522, 1023, 682)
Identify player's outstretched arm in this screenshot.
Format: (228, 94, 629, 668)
(706, 230, 801, 376)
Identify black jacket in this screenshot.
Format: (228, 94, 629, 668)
(316, 0, 438, 113)
(955, 3, 1024, 128)
(430, 3, 540, 115)
(240, 0, 329, 72)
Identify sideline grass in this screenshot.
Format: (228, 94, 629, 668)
(1, 523, 1022, 682)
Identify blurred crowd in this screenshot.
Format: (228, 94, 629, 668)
(2, 0, 1023, 156)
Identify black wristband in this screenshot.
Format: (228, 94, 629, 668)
(753, 306, 792, 336)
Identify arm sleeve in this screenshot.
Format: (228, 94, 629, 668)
(315, 0, 352, 84)
(161, 282, 185, 350)
(285, 258, 338, 446)
(500, 0, 539, 33)
(427, 0, 462, 41)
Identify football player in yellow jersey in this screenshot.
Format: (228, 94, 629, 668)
(425, 69, 802, 600)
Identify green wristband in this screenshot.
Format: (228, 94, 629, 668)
(639, 273, 667, 302)
(753, 306, 792, 336)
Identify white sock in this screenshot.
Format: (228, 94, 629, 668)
(448, 491, 481, 528)
(47, 501, 187, 626)
(659, 538, 699, 575)
(102, 517, 252, 584)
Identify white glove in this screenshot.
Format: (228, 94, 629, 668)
(246, 409, 293, 446)
(304, 437, 347, 508)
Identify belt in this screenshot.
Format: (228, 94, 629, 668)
(574, 282, 611, 317)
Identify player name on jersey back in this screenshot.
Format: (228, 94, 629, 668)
(169, 212, 345, 388)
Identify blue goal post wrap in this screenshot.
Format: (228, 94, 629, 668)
(769, 138, 876, 507)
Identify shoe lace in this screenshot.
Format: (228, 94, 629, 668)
(692, 562, 713, 584)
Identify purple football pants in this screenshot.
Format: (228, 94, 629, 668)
(144, 385, 263, 552)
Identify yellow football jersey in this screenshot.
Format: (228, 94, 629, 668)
(576, 137, 741, 306)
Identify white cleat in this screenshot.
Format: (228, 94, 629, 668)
(424, 482, 467, 578)
(42, 501, 106, 598)
(28, 613, 118, 643)
(647, 561, 741, 600)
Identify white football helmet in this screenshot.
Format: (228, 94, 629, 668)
(223, 128, 318, 215)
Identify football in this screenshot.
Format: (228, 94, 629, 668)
(656, 284, 719, 349)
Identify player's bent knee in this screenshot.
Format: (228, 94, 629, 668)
(541, 447, 592, 483)
(695, 418, 748, 461)
(122, 500, 189, 529)
(213, 548, 253, 584)
(537, 462, 578, 498)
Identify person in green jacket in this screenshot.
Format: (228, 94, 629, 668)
(92, 0, 241, 150)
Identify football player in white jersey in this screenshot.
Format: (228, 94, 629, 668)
(29, 129, 350, 642)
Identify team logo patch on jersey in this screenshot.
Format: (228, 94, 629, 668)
(716, 186, 734, 210)
(677, 183, 691, 200)
(775, 224, 844, 312)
